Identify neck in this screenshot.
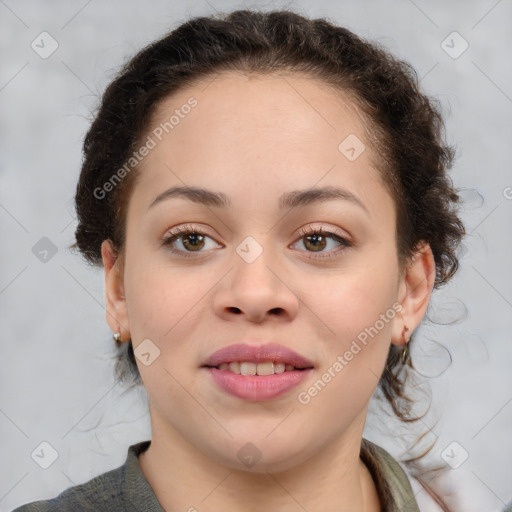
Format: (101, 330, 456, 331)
(139, 409, 381, 512)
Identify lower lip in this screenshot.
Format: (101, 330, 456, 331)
(205, 367, 313, 401)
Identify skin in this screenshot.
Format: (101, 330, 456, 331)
(102, 71, 435, 511)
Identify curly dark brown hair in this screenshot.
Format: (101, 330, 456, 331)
(70, 9, 465, 508)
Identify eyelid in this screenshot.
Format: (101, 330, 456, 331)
(160, 225, 221, 260)
(164, 223, 217, 239)
(161, 223, 352, 258)
(295, 223, 352, 243)
(291, 224, 352, 259)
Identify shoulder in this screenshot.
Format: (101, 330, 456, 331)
(12, 464, 127, 512)
(12, 441, 152, 512)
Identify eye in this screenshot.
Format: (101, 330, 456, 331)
(161, 224, 221, 257)
(161, 223, 352, 260)
(291, 225, 352, 259)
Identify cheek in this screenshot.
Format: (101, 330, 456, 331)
(336, 275, 397, 336)
(297, 272, 398, 422)
(123, 261, 207, 404)
(124, 254, 210, 340)
(307, 248, 400, 382)
(319, 259, 399, 336)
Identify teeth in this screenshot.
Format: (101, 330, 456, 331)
(229, 362, 240, 374)
(274, 363, 286, 374)
(217, 361, 298, 375)
(240, 362, 256, 376)
(256, 362, 274, 376)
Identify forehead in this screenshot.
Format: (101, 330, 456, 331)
(128, 71, 391, 220)
(149, 70, 368, 147)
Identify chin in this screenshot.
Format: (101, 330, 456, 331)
(207, 435, 314, 474)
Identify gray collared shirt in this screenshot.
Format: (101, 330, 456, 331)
(13, 438, 420, 511)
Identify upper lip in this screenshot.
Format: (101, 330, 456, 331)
(203, 343, 314, 369)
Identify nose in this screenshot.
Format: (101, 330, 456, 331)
(212, 248, 300, 324)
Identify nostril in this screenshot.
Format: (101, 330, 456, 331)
(228, 307, 242, 314)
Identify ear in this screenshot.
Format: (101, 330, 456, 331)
(101, 239, 130, 341)
(391, 241, 436, 347)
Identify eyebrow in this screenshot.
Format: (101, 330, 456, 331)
(147, 185, 369, 214)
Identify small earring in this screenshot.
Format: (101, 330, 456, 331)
(113, 331, 122, 342)
(401, 342, 409, 364)
(401, 326, 410, 364)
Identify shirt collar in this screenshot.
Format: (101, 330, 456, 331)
(124, 438, 420, 511)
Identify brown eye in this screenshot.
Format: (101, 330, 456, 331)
(302, 233, 327, 252)
(181, 233, 206, 251)
(292, 225, 352, 259)
(162, 225, 221, 257)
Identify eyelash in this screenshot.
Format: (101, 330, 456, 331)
(161, 223, 352, 260)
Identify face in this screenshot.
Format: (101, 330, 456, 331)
(103, 71, 430, 473)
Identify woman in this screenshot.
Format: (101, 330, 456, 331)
(15, 8, 465, 511)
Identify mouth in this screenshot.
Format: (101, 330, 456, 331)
(204, 361, 312, 375)
(201, 342, 314, 401)
(202, 342, 315, 374)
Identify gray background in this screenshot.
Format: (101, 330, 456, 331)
(1, 1, 511, 510)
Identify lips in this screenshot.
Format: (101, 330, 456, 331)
(202, 342, 314, 370)
(202, 343, 314, 401)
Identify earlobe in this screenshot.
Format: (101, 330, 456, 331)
(101, 239, 130, 341)
(391, 242, 436, 347)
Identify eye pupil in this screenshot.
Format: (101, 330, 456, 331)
(183, 233, 205, 251)
(304, 234, 326, 252)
